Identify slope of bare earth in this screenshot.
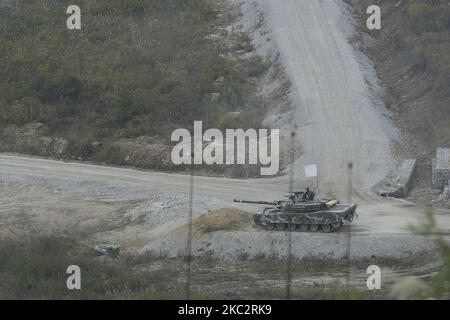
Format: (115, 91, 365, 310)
(250, 0, 400, 197)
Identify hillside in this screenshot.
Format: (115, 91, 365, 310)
(358, 0, 449, 153)
(0, 0, 269, 166)
(356, 0, 450, 200)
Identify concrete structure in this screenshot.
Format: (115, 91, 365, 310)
(432, 148, 450, 190)
(435, 181, 450, 208)
(373, 159, 417, 198)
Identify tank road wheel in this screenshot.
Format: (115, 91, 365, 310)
(321, 224, 333, 233)
(287, 223, 297, 231)
(276, 223, 286, 231)
(299, 224, 309, 232)
(309, 224, 319, 232)
(332, 222, 341, 231)
(254, 215, 263, 226)
(268, 223, 276, 230)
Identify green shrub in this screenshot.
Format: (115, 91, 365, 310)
(401, 0, 450, 94)
(0, 237, 183, 299)
(66, 139, 95, 159)
(0, 0, 262, 144)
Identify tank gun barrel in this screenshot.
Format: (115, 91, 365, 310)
(233, 199, 280, 206)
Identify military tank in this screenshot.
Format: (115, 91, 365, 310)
(234, 190, 357, 233)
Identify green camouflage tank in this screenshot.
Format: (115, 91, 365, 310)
(234, 190, 357, 233)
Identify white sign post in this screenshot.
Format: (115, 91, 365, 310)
(304, 164, 317, 178)
(305, 164, 318, 193)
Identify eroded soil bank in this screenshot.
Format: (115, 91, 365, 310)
(353, 0, 450, 204)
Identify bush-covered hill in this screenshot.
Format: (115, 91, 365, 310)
(404, 0, 450, 98)
(358, 0, 450, 201)
(0, 0, 263, 145)
(360, 0, 450, 151)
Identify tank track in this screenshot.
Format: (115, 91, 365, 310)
(254, 215, 350, 233)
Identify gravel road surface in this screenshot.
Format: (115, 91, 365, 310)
(1, 154, 449, 260)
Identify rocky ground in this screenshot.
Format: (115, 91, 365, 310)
(1, 154, 449, 298)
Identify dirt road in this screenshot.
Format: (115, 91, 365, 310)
(0, 154, 286, 201)
(1, 154, 450, 248)
(258, 0, 399, 197)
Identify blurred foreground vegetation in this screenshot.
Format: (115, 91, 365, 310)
(0, 232, 448, 300)
(0, 237, 372, 299)
(0, 238, 182, 299)
(410, 209, 450, 299)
